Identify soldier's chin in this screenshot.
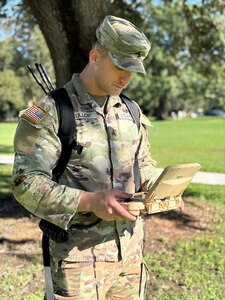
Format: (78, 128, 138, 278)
(110, 92, 121, 96)
(110, 87, 123, 96)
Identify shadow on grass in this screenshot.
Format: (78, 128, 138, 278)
(1, 169, 32, 218)
(10, 253, 42, 264)
(1, 145, 14, 154)
(0, 237, 35, 245)
(1, 239, 42, 264)
(0, 193, 31, 219)
(144, 208, 208, 232)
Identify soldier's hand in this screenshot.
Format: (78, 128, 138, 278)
(78, 189, 136, 221)
(179, 199, 185, 212)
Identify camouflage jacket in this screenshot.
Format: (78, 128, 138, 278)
(12, 74, 157, 262)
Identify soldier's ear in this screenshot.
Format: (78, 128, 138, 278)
(89, 49, 99, 65)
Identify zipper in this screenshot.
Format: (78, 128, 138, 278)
(103, 98, 123, 261)
(103, 97, 114, 188)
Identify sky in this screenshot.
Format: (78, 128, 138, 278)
(0, 0, 20, 40)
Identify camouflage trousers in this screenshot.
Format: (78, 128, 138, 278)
(49, 254, 149, 300)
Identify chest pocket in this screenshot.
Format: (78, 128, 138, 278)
(116, 108, 139, 146)
(117, 109, 134, 121)
(73, 110, 108, 156)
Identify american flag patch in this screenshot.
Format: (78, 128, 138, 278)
(22, 106, 46, 124)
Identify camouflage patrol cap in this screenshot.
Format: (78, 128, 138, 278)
(95, 15, 151, 74)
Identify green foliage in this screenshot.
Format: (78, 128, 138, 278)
(183, 0, 225, 66)
(0, 38, 13, 69)
(126, 0, 225, 118)
(0, 69, 24, 118)
(111, 0, 145, 27)
(0, 23, 54, 120)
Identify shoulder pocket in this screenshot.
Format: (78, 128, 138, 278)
(140, 114, 152, 127)
(20, 105, 50, 129)
(14, 110, 51, 155)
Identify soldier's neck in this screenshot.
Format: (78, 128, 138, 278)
(80, 64, 107, 97)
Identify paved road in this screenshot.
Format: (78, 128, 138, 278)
(1, 155, 225, 185)
(0, 155, 15, 166)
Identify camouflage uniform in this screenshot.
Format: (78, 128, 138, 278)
(12, 15, 157, 300)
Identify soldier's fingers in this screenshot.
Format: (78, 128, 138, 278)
(112, 201, 136, 221)
(179, 200, 185, 211)
(107, 213, 124, 221)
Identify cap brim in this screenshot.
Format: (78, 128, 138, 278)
(109, 52, 146, 74)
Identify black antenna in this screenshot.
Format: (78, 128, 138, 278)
(39, 64, 55, 90)
(27, 65, 47, 94)
(35, 63, 52, 92)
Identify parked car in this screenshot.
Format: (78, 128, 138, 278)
(205, 108, 225, 116)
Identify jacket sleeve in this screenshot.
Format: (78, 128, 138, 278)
(137, 112, 158, 191)
(11, 96, 84, 230)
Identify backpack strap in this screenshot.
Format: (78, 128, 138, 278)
(42, 235, 54, 300)
(120, 94, 140, 130)
(42, 87, 75, 300)
(49, 88, 75, 181)
(120, 94, 141, 192)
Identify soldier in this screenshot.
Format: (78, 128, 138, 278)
(12, 15, 157, 299)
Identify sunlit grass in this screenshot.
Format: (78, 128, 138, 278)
(150, 117, 225, 172)
(0, 121, 18, 154)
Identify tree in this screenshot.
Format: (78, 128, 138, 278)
(126, 0, 225, 118)
(1, 0, 224, 119)
(0, 69, 24, 119)
(0, 24, 54, 119)
(22, 0, 111, 86)
(0, 0, 145, 86)
(0, 0, 146, 119)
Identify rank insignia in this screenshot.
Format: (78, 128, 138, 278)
(22, 106, 46, 124)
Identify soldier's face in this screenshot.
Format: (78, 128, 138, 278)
(94, 50, 133, 96)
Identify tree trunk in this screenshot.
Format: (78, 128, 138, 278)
(153, 96, 167, 120)
(24, 0, 111, 86)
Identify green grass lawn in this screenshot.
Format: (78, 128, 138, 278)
(0, 121, 17, 154)
(149, 117, 225, 173)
